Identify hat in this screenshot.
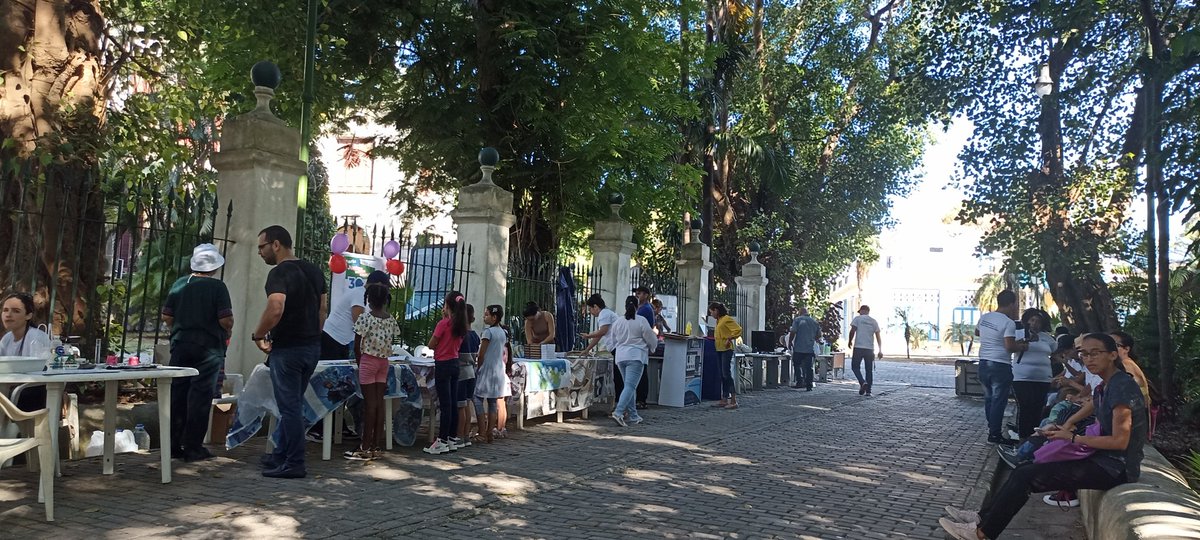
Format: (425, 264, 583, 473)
(632, 285, 651, 294)
(190, 243, 225, 273)
(366, 270, 390, 285)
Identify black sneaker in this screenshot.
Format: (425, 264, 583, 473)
(305, 430, 323, 443)
(997, 445, 1022, 469)
(858, 384, 866, 395)
(184, 448, 216, 463)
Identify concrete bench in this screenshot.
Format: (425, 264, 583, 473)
(1080, 445, 1200, 539)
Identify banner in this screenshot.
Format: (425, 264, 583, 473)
(330, 252, 388, 317)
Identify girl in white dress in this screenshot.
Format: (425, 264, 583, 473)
(474, 305, 511, 443)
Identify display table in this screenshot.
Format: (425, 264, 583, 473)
(816, 353, 846, 382)
(735, 353, 782, 391)
(225, 360, 421, 460)
(512, 356, 613, 429)
(660, 335, 702, 407)
(0, 365, 199, 483)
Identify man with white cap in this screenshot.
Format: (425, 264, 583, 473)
(161, 243, 233, 462)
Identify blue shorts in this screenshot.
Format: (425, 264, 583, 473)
(456, 377, 476, 407)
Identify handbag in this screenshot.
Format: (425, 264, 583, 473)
(1033, 423, 1102, 464)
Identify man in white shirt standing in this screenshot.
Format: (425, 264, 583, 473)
(974, 290, 1029, 444)
(847, 305, 883, 396)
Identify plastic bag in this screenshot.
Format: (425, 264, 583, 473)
(235, 363, 279, 424)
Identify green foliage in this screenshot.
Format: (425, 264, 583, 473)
(94, 280, 127, 354)
(299, 147, 338, 255)
(943, 321, 975, 356)
(819, 302, 844, 352)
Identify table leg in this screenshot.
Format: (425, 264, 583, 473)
(517, 393, 525, 431)
(333, 407, 343, 445)
(384, 398, 393, 450)
(266, 416, 276, 453)
(157, 380, 172, 483)
(45, 383, 64, 477)
(322, 414, 333, 460)
(102, 380, 117, 475)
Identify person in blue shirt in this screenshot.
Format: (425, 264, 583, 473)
(632, 286, 656, 408)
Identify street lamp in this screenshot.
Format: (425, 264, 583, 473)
(1034, 63, 1054, 97)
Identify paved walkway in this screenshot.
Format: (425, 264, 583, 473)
(1, 361, 1082, 539)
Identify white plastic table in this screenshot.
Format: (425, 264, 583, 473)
(0, 366, 199, 483)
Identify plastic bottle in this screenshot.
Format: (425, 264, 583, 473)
(132, 424, 151, 451)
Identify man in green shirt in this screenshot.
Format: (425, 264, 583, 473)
(162, 243, 233, 462)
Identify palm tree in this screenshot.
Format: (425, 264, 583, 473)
(943, 322, 975, 356)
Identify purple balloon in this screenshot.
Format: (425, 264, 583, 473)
(383, 240, 401, 259)
(330, 233, 350, 254)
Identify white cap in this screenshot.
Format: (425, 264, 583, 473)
(190, 243, 225, 273)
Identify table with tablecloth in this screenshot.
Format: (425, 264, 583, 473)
(511, 356, 613, 428)
(225, 360, 421, 459)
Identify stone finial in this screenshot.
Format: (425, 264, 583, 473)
(478, 147, 499, 185)
(748, 241, 761, 263)
(249, 61, 282, 116)
(689, 218, 703, 243)
(608, 193, 624, 219)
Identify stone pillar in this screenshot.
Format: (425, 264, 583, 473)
(211, 62, 307, 377)
(589, 194, 634, 310)
(452, 148, 515, 331)
(676, 219, 713, 334)
(735, 242, 769, 332)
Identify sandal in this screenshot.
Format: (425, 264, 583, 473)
(711, 401, 729, 408)
(724, 403, 739, 410)
(343, 449, 372, 461)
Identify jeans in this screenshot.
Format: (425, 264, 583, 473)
(1012, 380, 1051, 438)
(978, 360, 1014, 439)
(613, 361, 649, 404)
(169, 342, 223, 453)
(792, 352, 814, 389)
(434, 361, 459, 441)
(851, 347, 874, 386)
(615, 360, 645, 420)
(267, 343, 320, 469)
(979, 458, 1124, 538)
(719, 349, 736, 398)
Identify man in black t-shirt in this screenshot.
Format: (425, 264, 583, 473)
(162, 243, 233, 462)
(251, 225, 327, 479)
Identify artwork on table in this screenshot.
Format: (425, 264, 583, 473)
(514, 357, 613, 419)
(225, 362, 422, 450)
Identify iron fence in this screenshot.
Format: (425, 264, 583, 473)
(631, 265, 689, 334)
(710, 280, 749, 325)
(295, 218, 472, 349)
(504, 250, 603, 352)
(0, 166, 234, 360)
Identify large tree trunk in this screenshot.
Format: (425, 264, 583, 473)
(0, 0, 107, 336)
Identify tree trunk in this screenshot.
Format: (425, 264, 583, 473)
(0, 0, 107, 336)
(1042, 244, 1121, 333)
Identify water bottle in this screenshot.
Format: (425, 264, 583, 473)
(132, 424, 151, 451)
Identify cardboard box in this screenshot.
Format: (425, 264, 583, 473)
(209, 403, 236, 445)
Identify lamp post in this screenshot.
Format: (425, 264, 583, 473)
(1033, 62, 1063, 180)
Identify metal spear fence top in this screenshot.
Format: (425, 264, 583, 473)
(0, 166, 235, 360)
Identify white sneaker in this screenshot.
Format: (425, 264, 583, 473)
(1043, 491, 1080, 507)
(629, 416, 644, 425)
(943, 506, 979, 524)
(422, 439, 451, 455)
(445, 437, 467, 450)
(611, 413, 628, 427)
(939, 517, 980, 540)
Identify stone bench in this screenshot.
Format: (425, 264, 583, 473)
(1080, 445, 1200, 539)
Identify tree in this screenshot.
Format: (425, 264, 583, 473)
(922, 0, 1200, 402)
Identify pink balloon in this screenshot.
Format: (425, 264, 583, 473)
(383, 240, 401, 259)
(329, 233, 349, 254)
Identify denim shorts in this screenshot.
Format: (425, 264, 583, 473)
(457, 377, 476, 407)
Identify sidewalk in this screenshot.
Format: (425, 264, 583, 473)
(0, 361, 1086, 539)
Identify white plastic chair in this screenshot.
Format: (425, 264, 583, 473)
(204, 373, 244, 444)
(0, 392, 54, 521)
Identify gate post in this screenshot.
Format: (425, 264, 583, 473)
(734, 242, 769, 332)
(211, 62, 307, 377)
(451, 148, 515, 330)
(589, 194, 634, 310)
(676, 219, 713, 334)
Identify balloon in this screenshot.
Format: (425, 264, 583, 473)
(329, 233, 350, 255)
(329, 254, 347, 274)
(386, 259, 404, 276)
(383, 240, 401, 259)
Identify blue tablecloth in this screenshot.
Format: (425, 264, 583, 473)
(226, 361, 422, 450)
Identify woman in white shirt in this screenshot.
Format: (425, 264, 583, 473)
(1010, 309, 1055, 439)
(608, 295, 658, 427)
(1, 292, 51, 411)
